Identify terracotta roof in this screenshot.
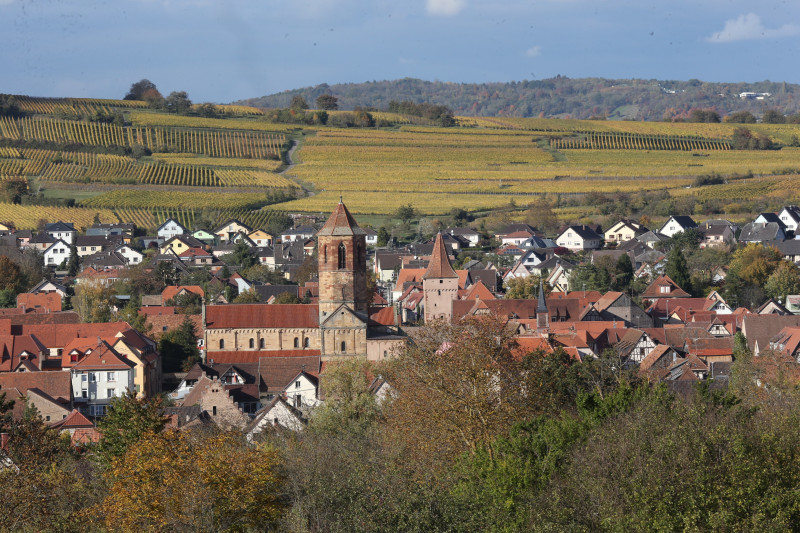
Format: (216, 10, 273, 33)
(742, 315, 800, 353)
(423, 233, 458, 280)
(641, 275, 692, 299)
(393, 268, 426, 293)
(0, 334, 47, 371)
(0, 371, 72, 403)
(258, 356, 322, 393)
(19, 321, 134, 349)
(316, 200, 366, 236)
(204, 304, 319, 329)
(162, 285, 205, 302)
(206, 349, 322, 365)
(50, 409, 94, 430)
(72, 341, 135, 371)
(463, 281, 495, 301)
(639, 344, 676, 372)
(368, 307, 396, 327)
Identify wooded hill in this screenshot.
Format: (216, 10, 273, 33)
(236, 77, 800, 121)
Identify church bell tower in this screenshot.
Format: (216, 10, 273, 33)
(317, 199, 368, 321)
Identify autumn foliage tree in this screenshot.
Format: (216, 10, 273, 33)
(384, 316, 538, 466)
(97, 430, 284, 531)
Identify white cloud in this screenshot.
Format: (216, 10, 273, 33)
(426, 0, 466, 16)
(706, 13, 800, 43)
(525, 45, 542, 57)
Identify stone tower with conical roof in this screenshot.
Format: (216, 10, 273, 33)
(423, 232, 459, 323)
(317, 199, 368, 358)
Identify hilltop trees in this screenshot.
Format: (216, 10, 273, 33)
(124, 79, 162, 103)
(165, 91, 192, 114)
(315, 94, 339, 110)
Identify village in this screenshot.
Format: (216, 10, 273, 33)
(1, 201, 800, 446)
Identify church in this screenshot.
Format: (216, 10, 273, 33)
(202, 200, 405, 362)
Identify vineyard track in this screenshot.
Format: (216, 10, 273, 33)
(278, 139, 314, 197)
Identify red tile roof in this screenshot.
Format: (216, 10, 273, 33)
(206, 349, 322, 365)
(369, 307, 395, 327)
(19, 321, 134, 349)
(50, 409, 94, 430)
(0, 371, 72, 403)
(316, 200, 366, 237)
(162, 285, 205, 302)
(72, 341, 135, 371)
(204, 304, 319, 329)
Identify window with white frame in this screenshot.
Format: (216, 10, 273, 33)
(107, 372, 116, 381)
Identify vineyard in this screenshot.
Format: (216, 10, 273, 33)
(12, 96, 148, 116)
(3, 93, 800, 224)
(0, 202, 117, 229)
(0, 148, 297, 189)
(79, 190, 279, 211)
(113, 207, 287, 232)
(549, 132, 731, 151)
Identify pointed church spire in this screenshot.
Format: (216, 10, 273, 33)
(537, 280, 547, 313)
(423, 232, 458, 279)
(317, 199, 366, 236)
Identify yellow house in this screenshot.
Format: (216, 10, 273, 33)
(247, 229, 274, 247)
(108, 334, 161, 399)
(214, 219, 253, 243)
(160, 236, 193, 255)
(604, 219, 645, 244)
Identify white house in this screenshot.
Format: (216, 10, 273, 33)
(157, 218, 188, 240)
(43, 239, 72, 267)
(555, 226, 602, 251)
(280, 225, 316, 243)
(45, 222, 77, 245)
(778, 206, 800, 233)
(284, 371, 320, 409)
(70, 342, 135, 417)
(364, 228, 379, 246)
(114, 244, 144, 265)
(658, 216, 698, 238)
(245, 398, 306, 438)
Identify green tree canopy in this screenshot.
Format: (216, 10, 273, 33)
(96, 390, 168, 465)
(315, 94, 339, 110)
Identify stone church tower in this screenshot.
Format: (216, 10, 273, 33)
(317, 199, 368, 358)
(423, 232, 459, 323)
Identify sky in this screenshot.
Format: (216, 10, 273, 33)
(1, 0, 799, 103)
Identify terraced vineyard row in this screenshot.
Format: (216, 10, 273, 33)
(0, 116, 285, 159)
(81, 190, 276, 210)
(550, 132, 731, 151)
(12, 96, 148, 115)
(0, 148, 296, 188)
(113, 206, 287, 232)
(0, 201, 117, 229)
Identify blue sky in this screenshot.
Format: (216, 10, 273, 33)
(2, 0, 799, 103)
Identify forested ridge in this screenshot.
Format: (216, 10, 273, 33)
(237, 77, 800, 120)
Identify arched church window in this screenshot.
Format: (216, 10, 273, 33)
(294, 337, 299, 348)
(259, 338, 265, 349)
(338, 242, 346, 269)
(323, 245, 327, 263)
(249, 338, 254, 349)
(304, 337, 310, 348)
(340, 341, 346, 352)
(219, 339, 225, 349)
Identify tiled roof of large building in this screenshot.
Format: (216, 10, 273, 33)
(206, 349, 322, 364)
(0, 371, 72, 404)
(316, 200, 366, 237)
(204, 304, 320, 329)
(423, 233, 458, 280)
